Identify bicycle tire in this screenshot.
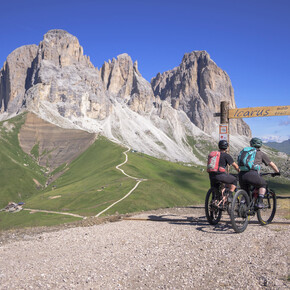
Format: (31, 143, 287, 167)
(230, 189, 250, 233)
(205, 188, 222, 225)
(257, 189, 277, 225)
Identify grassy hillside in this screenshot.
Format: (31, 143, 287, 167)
(109, 151, 208, 215)
(0, 113, 47, 208)
(0, 126, 210, 230)
(26, 137, 136, 216)
(25, 139, 210, 217)
(0, 114, 289, 231)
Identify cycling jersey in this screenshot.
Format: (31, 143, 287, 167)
(218, 152, 234, 169)
(208, 152, 236, 187)
(254, 150, 271, 166)
(239, 150, 271, 191)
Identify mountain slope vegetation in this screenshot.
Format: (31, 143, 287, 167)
(0, 113, 47, 207)
(0, 114, 289, 231)
(0, 114, 209, 230)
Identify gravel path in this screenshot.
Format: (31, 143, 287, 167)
(0, 207, 289, 289)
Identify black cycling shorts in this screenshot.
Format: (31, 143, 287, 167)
(209, 173, 237, 188)
(239, 170, 267, 191)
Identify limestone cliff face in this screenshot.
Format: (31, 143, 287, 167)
(151, 51, 251, 136)
(26, 29, 111, 121)
(0, 45, 38, 113)
(100, 53, 155, 113)
(0, 29, 252, 163)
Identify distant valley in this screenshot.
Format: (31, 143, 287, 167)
(265, 139, 290, 155)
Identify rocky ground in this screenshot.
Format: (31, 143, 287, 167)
(0, 206, 289, 289)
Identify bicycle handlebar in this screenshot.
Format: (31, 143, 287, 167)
(260, 172, 280, 177)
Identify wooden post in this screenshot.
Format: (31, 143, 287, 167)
(220, 101, 229, 124)
(220, 101, 230, 172)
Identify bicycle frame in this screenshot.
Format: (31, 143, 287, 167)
(230, 172, 278, 233)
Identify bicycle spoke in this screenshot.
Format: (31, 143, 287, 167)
(257, 191, 276, 225)
(205, 188, 222, 225)
(230, 190, 249, 233)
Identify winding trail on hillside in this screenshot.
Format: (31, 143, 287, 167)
(23, 208, 85, 219)
(22, 146, 147, 219)
(95, 146, 147, 217)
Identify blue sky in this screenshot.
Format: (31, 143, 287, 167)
(1, 0, 289, 142)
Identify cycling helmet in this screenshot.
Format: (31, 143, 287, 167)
(250, 137, 262, 148)
(218, 140, 228, 149)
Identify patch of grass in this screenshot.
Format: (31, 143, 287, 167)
(1, 113, 289, 231)
(0, 210, 80, 231)
(185, 136, 204, 161)
(30, 142, 40, 159)
(266, 179, 290, 195)
(26, 137, 136, 216)
(0, 113, 46, 208)
(107, 151, 209, 215)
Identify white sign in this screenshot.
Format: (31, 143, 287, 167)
(219, 124, 229, 141)
(219, 134, 228, 140)
(219, 124, 228, 134)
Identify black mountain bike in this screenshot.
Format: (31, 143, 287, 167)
(230, 172, 279, 233)
(205, 182, 234, 225)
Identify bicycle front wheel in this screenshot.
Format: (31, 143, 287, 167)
(230, 189, 250, 233)
(257, 189, 277, 225)
(205, 188, 222, 225)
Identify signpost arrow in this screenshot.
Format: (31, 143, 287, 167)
(229, 105, 290, 119)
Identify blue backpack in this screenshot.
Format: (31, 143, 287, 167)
(238, 147, 260, 172)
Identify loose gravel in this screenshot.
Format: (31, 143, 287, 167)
(0, 207, 289, 289)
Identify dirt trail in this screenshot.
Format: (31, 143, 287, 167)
(0, 207, 289, 289)
(22, 146, 146, 219)
(95, 146, 147, 217)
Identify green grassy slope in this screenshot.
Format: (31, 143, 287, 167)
(1, 114, 289, 231)
(103, 152, 209, 215)
(0, 113, 46, 208)
(26, 139, 210, 217)
(1, 131, 210, 230)
(26, 137, 136, 216)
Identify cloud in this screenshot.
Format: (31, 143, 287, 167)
(260, 135, 289, 143)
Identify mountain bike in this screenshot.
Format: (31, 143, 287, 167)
(230, 172, 279, 233)
(205, 182, 235, 225)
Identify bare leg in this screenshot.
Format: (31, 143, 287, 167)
(258, 187, 266, 196)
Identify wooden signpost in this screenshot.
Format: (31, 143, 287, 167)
(228, 105, 290, 119)
(218, 102, 290, 143)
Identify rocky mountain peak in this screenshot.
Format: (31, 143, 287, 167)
(0, 30, 251, 163)
(181, 50, 211, 68)
(37, 29, 93, 68)
(100, 53, 154, 113)
(0, 44, 38, 113)
(151, 51, 250, 136)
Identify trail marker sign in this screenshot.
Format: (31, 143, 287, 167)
(228, 105, 290, 119)
(219, 124, 228, 141)
(215, 102, 290, 154)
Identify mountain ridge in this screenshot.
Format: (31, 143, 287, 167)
(0, 29, 251, 163)
(264, 139, 290, 155)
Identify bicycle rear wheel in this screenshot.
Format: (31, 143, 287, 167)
(205, 188, 222, 225)
(230, 189, 250, 233)
(257, 189, 277, 225)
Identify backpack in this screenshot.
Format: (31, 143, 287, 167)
(207, 151, 226, 173)
(238, 147, 260, 171)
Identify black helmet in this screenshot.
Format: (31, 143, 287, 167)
(250, 137, 262, 148)
(218, 140, 228, 149)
